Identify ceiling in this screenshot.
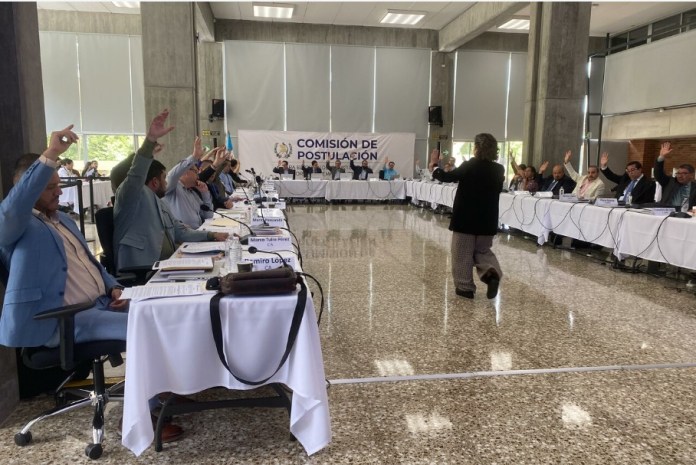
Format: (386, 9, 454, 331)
(36, 1, 696, 37)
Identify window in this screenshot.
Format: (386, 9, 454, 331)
(683, 9, 696, 32)
(652, 15, 680, 42)
(609, 33, 628, 53)
(452, 140, 522, 185)
(627, 26, 648, 48)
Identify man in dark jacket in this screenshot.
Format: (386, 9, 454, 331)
(539, 162, 577, 195)
(655, 142, 696, 210)
(349, 152, 373, 180)
(430, 133, 504, 300)
(599, 152, 656, 204)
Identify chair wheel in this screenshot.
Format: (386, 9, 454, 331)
(15, 431, 32, 446)
(85, 443, 103, 459)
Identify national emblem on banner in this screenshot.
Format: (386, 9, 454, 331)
(274, 142, 293, 159)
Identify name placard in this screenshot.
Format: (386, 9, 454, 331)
(251, 216, 286, 226)
(535, 191, 553, 198)
(646, 208, 674, 217)
(243, 254, 297, 271)
(559, 194, 579, 202)
(247, 235, 293, 251)
(513, 190, 530, 195)
(594, 198, 619, 207)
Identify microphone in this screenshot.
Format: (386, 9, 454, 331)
(201, 205, 255, 245)
(245, 169, 254, 174)
(247, 246, 291, 269)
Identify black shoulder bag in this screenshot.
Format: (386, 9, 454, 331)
(208, 268, 307, 386)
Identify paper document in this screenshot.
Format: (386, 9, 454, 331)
(180, 242, 226, 254)
(211, 218, 242, 227)
(120, 282, 207, 302)
(152, 257, 214, 271)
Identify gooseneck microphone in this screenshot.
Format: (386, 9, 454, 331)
(202, 205, 255, 244)
(247, 246, 291, 269)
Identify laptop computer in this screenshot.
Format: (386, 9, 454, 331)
(310, 173, 323, 181)
(339, 173, 353, 181)
(281, 173, 294, 180)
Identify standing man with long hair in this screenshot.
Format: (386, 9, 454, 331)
(429, 133, 504, 299)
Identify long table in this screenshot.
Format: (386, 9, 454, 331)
(59, 179, 113, 214)
(121, 208, 331, 457)
(405, 180, 696, 271)
(275, 179, 406, 201)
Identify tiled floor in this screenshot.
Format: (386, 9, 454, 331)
(2, 204, 696, 464)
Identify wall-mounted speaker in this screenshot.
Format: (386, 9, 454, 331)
(428, 105, 443, 126)
(212, 99, 225, 118)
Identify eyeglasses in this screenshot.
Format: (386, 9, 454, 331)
(676, 171, 690, 176)
(626, 168, 639, 173)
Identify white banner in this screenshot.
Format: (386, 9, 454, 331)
(238, 130, 416, 179)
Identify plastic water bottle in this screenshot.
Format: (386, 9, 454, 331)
(681, 197, 689, 213)
(559, 186, 564, 196)
(226, 236, 242, 272)
(627, 194, 632, 206)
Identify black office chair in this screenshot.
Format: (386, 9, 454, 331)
(95, 206, 150, 285)
(0, 261, 126, 459)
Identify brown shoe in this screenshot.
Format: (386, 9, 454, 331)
(158, 422, 185, 443)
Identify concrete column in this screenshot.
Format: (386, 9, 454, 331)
(428, 51, 454, 167)
(140, 2, 198, 169)
(0, 1, 46, 420)
(523, 2, 591, 170)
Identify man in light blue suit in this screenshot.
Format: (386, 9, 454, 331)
(0, 126, 128, 348)
(114, 109, 228, 272)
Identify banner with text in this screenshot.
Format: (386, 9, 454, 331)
(238, 130, 416, 178)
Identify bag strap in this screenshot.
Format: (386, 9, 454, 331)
(209, 279, 307, 386)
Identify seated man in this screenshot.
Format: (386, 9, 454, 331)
(114, 109, 228, 272)
(655, 142, 696, 210)
(57, 158, 76, 178)
(163, 136, 214, 228)
(563, 150, 606, 200)
(272, 160, 295, 179)
(382, 157, 399, 180)
(0, 126, 128, 349)
(219, 161, 235, 194)
(539, 161, 576, 195)
(228, 159, 248, 187)
(325, 159, 345, 180)
(349, 152, 373, 180)
(301, 160, 322, 179)
(599, 152, 655, 204)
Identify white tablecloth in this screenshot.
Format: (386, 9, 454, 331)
(59, 180, 113, 214)
(276, 179, 406, 200)
(406, 182, 696, 271)
(122, 291, 331, 456)
(276, 180, 328, 198)
(324, 180, 406, 200)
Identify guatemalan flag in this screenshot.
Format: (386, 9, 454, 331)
(226, 131, 234, 151)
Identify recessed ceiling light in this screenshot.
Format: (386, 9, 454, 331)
(253, 3, 294, 19)
(380, 10, 426, 26)
(498, 19, 530, 31)
(112, 1, 140, 8)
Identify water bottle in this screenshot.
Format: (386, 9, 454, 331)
(681, 197, 689, 213)
(559, 186, 564, 196)
(627, 194, 632, 206)
(226, 236, 242, 272)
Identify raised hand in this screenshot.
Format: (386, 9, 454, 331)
(659, 142, 672, 158)
(146, 109, 175, 142)
(350, 152, 357, 160)
(153, 143, 165, 156)
(43, 125, 79, 160)
(213, 147, 226, 168)
(600, 152, 609, 168)
(192, 136, 204, 160)
(539, 160, 549, 173)
(564, 150, 572, 165)
(429, 149, 439, 167)
(196, 180, 209, 193)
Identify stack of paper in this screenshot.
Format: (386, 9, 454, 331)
(152, 257, 214, 272)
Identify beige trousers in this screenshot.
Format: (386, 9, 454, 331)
(451, 232, 502, 292)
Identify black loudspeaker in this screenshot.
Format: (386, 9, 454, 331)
(428, 105, 443, 125)
(212, 99, 225, 118)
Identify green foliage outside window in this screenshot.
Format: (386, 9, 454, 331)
(86, 135, 134, 162)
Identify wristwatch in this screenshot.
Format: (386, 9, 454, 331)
(108, 285, 125, 296)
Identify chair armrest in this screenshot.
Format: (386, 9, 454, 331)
(119, 266, 153, 286)
(33, 301, 95, 371)
(33, 301, 96, 321)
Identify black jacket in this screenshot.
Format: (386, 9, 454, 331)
(432, 157, 504, 236)
(349, 159, 374, 180)
(654, 159, 696, 208)
(540, 175, 576, 195)
(600, 166, 656, 204)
